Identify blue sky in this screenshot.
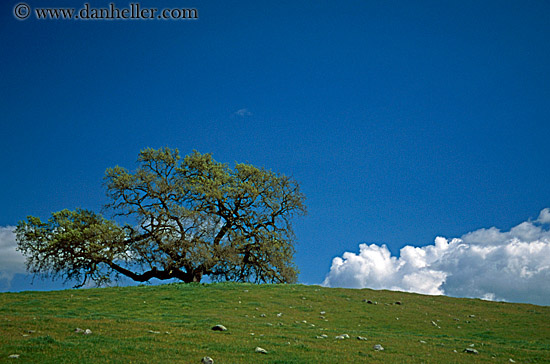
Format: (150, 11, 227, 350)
(1, 1, 550, 304)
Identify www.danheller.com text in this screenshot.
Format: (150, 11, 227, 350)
(16, 2, 198, 20)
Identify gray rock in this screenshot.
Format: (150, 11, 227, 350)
(373, 344, 384, 351)
(201, 357, 214, 364)
(255, 347, 268, 354)
(211, 325, 227, 331)
(463, 348, 479, 354)
(75, 328, 92, 335)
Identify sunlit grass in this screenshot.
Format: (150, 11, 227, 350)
(1, 283, 549, 363)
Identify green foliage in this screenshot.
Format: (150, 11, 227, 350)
(15, 209, 126, 287)
(16, 148, 306, 287)
(0, 284, 548, 363)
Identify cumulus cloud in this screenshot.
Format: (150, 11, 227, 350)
(323, 209, 550, 306)
(0, 226, 27, 288)
(538, 208, 550, 224)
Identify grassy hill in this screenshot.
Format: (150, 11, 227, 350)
(1, 283, 549, 363)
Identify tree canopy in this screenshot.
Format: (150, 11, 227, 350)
(15, 148, 306, 287)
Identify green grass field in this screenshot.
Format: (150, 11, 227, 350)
(1, 283, 549, 363)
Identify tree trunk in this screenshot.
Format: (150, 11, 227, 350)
(107, 261, 204, 283)
(192, 271, 203, 282)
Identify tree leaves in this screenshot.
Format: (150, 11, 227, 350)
(16, 148, 306, 287)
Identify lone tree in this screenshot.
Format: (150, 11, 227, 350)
(15, 148, 306, 287)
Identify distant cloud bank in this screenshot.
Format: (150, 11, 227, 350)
(0, 226, 26, 288)
(323, 208, 550, 306)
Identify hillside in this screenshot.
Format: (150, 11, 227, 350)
(1, 283, 549, 363)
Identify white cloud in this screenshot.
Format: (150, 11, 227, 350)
(0, 226, 27, 288)
(538, 208, 550, 224)
(234, 108, 252, 117)
(323, 209, 550, 306)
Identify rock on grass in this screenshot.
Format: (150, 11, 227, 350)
(255, 347, 268, 354)
(211, 325, 227, 331)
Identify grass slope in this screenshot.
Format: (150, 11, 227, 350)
(1, 283, 549, 363)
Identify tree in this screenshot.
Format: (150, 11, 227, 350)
(15, 148, 306, 287)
